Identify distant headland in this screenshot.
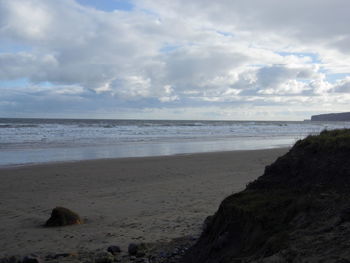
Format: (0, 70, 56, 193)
(311, 112, 350, 121)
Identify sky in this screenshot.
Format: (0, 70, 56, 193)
(1, 0, 350, 120)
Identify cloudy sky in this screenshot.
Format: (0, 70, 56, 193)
(1, 0, 350, 120)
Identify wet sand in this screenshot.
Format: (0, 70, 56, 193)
(0, 148, 288, 257)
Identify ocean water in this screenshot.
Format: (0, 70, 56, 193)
(1, 118, 350, 167)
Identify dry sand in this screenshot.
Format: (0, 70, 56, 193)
(0, 148, 288, 257)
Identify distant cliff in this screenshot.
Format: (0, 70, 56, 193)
(311, 112, 350, 121)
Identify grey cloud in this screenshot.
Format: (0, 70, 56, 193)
(229, 65, 319, 96)
(162, 46, 249, 94)
(333, 78, 350, 93)
(140, 0, 350, 53)
(256, 65, 315, 90)
(0, 52, 58, 80)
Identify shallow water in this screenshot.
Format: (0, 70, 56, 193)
(1, 118, 350, 166)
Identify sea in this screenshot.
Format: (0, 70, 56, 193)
(1, 118, 350, 167)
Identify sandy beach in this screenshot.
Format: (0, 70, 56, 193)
(0, 148, 288, 257)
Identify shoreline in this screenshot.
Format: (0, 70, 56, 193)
(0, 146, 290, 170)
(0, 147, 289, 258)
(0, 131, 297, 168)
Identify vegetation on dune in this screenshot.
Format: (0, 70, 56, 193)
(294, 129, 350, 152)
(184, 129, 350, 263)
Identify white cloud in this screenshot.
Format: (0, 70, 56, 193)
(1, 0, 350, 119)
(111, 75, 151, 98)
(0, 0, 52, 40)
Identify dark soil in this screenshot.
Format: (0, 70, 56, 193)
(183, 129, 350, 263)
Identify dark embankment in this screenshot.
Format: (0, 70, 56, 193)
(183, 129, 350, 263)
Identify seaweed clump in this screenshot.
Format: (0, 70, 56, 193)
(45, 207, 83, 227)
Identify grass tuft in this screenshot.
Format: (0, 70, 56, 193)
(294, 129, 350, 152)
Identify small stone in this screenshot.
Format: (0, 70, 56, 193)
(128, 243, 138, 255)
(11, 256, 21, 263)
(188, 236, 197, 241)
(53, 253, 72, 259)
(22, 255, 41, 263)
(44, 254, 55, 260)
(94, 252, 114, 263)
(136, 251, 146, 258)
(107, 245, 121, 255)
(0, 256, 21, 263)
(172, 248, 179, 256)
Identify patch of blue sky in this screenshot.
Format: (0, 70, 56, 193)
(216, 31, 234, 37)
(139, 7, 160, 18)
(0, 79, 57, 89)
(249, 63, 268, 68)
(0, 43, 32, 53)
(325, 73, 350, 83)
(76, 0, 134, 12)
(37, 81, 55, 88)
(277, 51, 321, 64)
(159, 44, 181, 53)
(0, 78, 29, 88)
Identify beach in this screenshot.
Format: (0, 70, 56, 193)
(0, 148, 288, 257)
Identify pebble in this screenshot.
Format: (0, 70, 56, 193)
(94, 252, 114, 263)
(0, 256, 21, 263)
(0, 235, 195, 263)
(53, 253, 72, 259)
(128, 243, 138, 255)
(22, 255, 41, 263)
(136, 251, 145, 258)
(107, 245, 121, 255)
